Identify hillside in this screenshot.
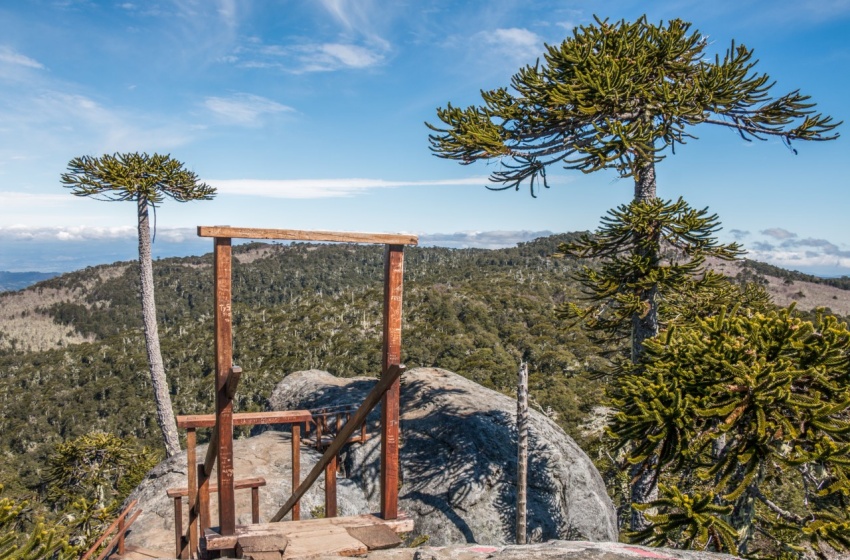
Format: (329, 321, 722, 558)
(1, 234, 848, 498)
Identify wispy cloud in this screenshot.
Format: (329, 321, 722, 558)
(729, 229, 750, 240)
(761, 227, 798, 240)
(204, 93, 294, 126)
(209, 177, 490, 199)
(0, 46, 44, 69)
(475, 28, 544, 61)
(420, 230, 555, 249)
(230, 41, 388, 73)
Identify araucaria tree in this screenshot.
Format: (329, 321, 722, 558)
(428, 16, 840, 531)
(61, 153, 215, 457)
(427, 15, 839, 362)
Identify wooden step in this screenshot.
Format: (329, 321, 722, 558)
(204, 512, 413, 559)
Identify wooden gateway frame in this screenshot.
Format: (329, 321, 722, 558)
(196, 226, 418, 543)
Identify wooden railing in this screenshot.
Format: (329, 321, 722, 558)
(271, 365, 405, 523)
(174, 409, 311, 559)
(80, 500, 141, 560)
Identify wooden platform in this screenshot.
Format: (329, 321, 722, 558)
(204, 513, 413, 559)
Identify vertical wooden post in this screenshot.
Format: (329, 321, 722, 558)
(251, 487, 260, 524)
(187, 429, 198, 558)
(214, 237, 235, 537)
(198, 464, 211, 535)
(173, 497, 184, 559)
(325, 455, 338, 518)
(291, 424, 301, 521)
(381, 244, 404, 520)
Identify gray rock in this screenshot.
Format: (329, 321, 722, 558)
(268, 368, 618, 546)
(122, 430, 369, 555)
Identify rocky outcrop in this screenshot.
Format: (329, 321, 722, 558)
(268, 368, 618, 546)
(122, 430, 370, 556)
(318, 541, 741, 559)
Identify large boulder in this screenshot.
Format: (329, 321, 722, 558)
(122, 430, 369, 555)
(268, 368, 618, 546)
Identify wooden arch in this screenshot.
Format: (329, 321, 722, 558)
(196, 226, 418, 538)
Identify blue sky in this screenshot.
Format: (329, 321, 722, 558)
(0, 0, 849, 274)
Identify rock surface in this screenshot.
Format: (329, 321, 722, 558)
(122, 430, 369, 556)
(268, 368, 618, 546)
(321, 541, 741, 559)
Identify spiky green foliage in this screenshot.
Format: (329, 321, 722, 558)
(611, 306, 850, 558)
(0, 485, 71, 560)
(428, 15, 839, 195)
(558, 197, 745, 354)
(61, 152, 215, 205)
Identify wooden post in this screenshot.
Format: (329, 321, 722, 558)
(251, 487, 260, 524)
(214, 237, 235, 537)
(198, 464, 211, 537)
(325, 455, 338, 518)
(173, 496, 184, 559)
(381, 244, 404, 520)
(292, 424, 301, 521)
(516, 361, 529, 545)
(187, 429, 198, 558)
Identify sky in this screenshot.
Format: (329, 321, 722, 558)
(0, 0, 849, 274)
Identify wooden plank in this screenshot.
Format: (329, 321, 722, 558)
(168, 477, 267, 498)
(282, 525, 366, 559)
(178, 410, 312, 429)
(226, 366, 242, 399)
(94, 508, 142, 560)
(270, 365, 406, 523)
(346, 525, 402, 550)
(205, 514, 413, 551)
(214, 236, 236, 537)
(291, 424, 301, 521)
(197, 226, 418, 246)
(381, 245, 404, 520)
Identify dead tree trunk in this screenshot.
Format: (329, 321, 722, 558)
(516, 361, 529, 544)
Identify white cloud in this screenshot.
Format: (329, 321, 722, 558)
(0, 192, 71, 206)
(318, 43, 383, 68)
(0, 46, 44, 69)
(204, 93, 294, 126)
(0, 224, 198, 242)
(420, 230, 555, 249)
(476, 28, 543, 60)
(761, 227, 798, 240)
(209, 177, 490, 199)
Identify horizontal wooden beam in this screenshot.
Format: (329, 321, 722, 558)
(178, 410, 312, 429)
(167, 477, 267, 498)
(197, 226, 418, 246)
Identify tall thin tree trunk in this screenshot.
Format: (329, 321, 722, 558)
(137, 197, 181, 457)
(629, 156, 660, 531)
(516, 361, 528, 545)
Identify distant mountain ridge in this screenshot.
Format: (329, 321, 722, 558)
(0, 271, 60, 292)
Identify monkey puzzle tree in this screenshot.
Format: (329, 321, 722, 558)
(611, 307, 850, 558)
(428, 15, 839, 362)
(61, 153, 215, 457)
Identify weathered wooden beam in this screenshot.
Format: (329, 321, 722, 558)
(197, 226, 418, 246)
(214, 236, 236, 537)
(187, 429, 198, 558)
(325, 455, 338, 518)
(225, 366, 242, 400)
(178, 410, 312, 429)
(292, 424, 301, 521)
(167, 477, 267, 498)
(381, 245, 404, 520)
(270, 365, 406, 523)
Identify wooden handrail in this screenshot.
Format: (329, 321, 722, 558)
(177, 410, 312, 429)
(80, 500, 139, 560)
(270, 364, 405, 522)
